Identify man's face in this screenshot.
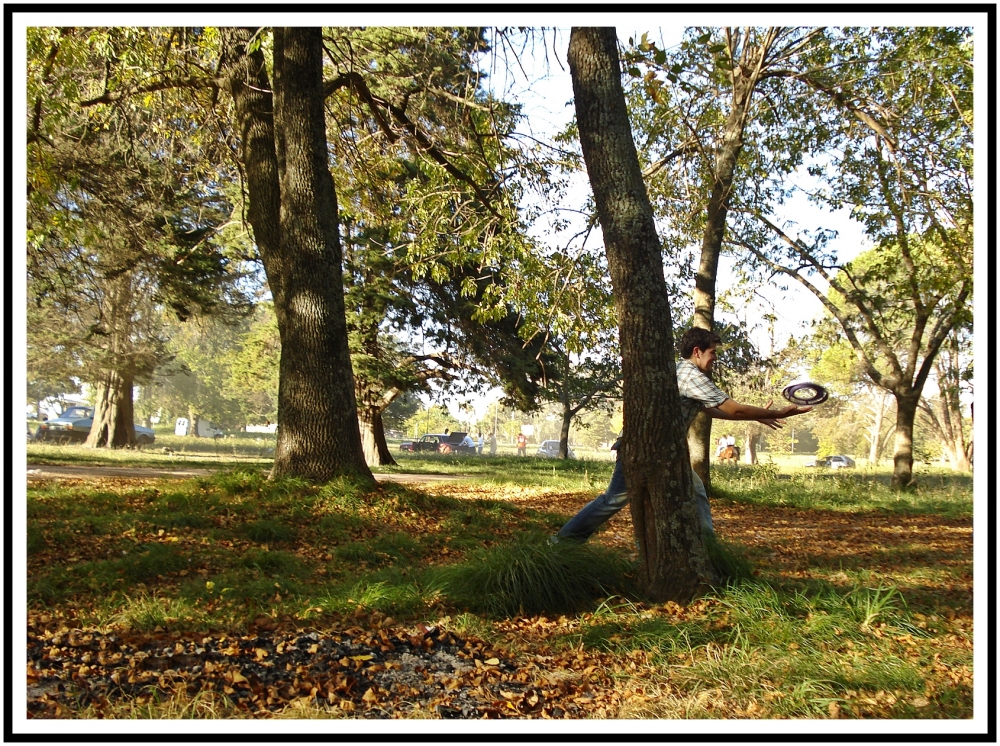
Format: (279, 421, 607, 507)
(690, 344, 718, 374)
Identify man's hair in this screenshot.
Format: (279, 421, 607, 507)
(680, 328, 722, 359)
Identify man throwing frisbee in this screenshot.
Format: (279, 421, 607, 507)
(553, 328, 813, 543)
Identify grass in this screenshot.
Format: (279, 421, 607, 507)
(711, 461, 973, 519)
(24, 456, 973, 720)
(436, 535, 637, 617)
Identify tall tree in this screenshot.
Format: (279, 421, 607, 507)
(918, 325, 972, 471)
(625, 28, 823, 491)
(732, 27, 972, 488)
(27, 27, 249, 448)
(626, 27, 931, 489)
(220, 27, 372, 482)
(569, 27, 716, 602)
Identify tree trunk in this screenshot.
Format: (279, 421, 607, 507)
(921, 395, 970, 472)
(222, 27, 372, 484)
(868, 390, 887, 464)
(934, 345, 971, 471)
(743, 428, 758, 465)
(358, 405, 397, 467)
(688, 35, 769, 498)
(891, 390, 920, 489)
(85, 369, 137, 448)
(85, 277, 137, 449)
(569, 27, 715, 603)
(559, 400, 573, 459)
(189, 409, 202, 438)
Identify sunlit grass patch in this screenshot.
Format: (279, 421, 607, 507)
(713, 467, 972, 518)
(310, 572, 443, 618)
(99, 593, 207, 632)
(571, 575, 959, 718)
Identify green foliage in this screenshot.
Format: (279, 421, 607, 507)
(219, 303, 280, 424)
(27, 27, 254, 446)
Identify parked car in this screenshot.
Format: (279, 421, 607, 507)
(33, 406, 156, 446)
(399, 432, 477, 455)
(536, 440, 575, 459)
(806, 455, 856, 469)
(438, 432, 478, 455)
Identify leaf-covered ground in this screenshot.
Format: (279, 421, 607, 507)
(25, 471, 973, 720)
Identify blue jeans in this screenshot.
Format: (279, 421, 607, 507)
(555, 454, 713, 542)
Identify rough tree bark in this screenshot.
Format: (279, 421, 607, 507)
(357, 401, 398, 467)
(84, 276, 138, 448)
(569, 27, 716, 602)
(891, 391, 921, 488)
(558, 395, 573, 459)
(222, 27, 372, 483)
(85, 369, 137, 448)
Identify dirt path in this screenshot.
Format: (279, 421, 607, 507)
(25, 463, 470, 485)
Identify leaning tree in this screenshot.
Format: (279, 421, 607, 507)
(569, 27, 717, 602)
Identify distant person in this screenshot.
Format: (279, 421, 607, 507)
(553, 328, 811, 543)
(489, 432, 497, 456)
(460, 432, 476, 450)
(516, 432, 528, 457)
(477, 432, 484, 455)
(444, 428, 450, 435)
(716, 435, 727, 457)
(726, 433, 736, 448)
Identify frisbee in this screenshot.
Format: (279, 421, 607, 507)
(782, 382, 829, 406)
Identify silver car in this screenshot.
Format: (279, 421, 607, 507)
(536, 440, 575, 459)
(806, 455, 856, 469)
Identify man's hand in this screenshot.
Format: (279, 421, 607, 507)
(758, 399, 811, 429)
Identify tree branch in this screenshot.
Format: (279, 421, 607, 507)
(732, 237, 888, 388)
(762, 68, 896, 152)
(324, 70, 504, 221)
(78, 75, 221, 108)
(749, 212, 903, 381)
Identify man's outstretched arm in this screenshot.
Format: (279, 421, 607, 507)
(704, 399, 812, 430)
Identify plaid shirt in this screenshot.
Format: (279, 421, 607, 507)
(676, 359, 729, 429)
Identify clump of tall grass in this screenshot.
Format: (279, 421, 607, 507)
(703, 533, 755, 585)
(436, 535, 636, 617)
